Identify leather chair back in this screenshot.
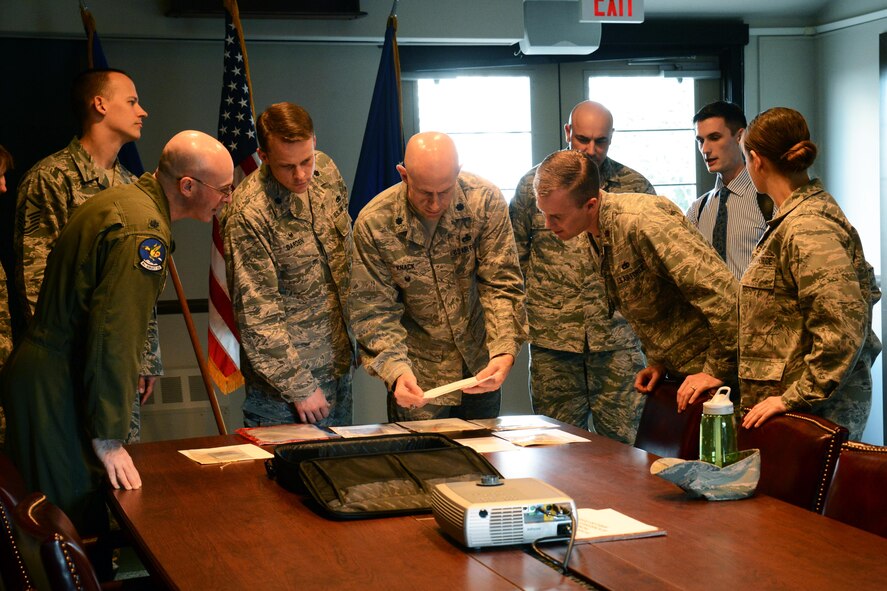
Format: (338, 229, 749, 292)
(13, 492, 103, 591)
(0, 453, 35, 591)
(822, 441, 887, 538)
(738, 411, 847, 512)
(634, 380, 706, 460)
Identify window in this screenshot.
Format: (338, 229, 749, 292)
(588, 75, 697, 211)
(416, 76, 532, 201)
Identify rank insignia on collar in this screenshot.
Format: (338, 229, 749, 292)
(139, 238, 167, 272)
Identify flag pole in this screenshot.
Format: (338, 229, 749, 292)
(169, 257, 228, 435)
(78, 0, 96, 68)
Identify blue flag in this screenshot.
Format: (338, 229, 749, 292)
(350, 13, 404, 220)
(80, 5, 145, 176)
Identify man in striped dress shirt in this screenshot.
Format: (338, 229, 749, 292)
(687, 101, 772, 280)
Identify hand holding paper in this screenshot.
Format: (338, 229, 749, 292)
(423, 375, 494, 399)
(463, 354, 515, 394)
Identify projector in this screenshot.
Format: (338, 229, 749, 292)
(431, 476, 576, 548)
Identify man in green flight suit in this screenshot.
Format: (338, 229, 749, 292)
(14, 68, 160, 443)
(0, 130, 233, 536)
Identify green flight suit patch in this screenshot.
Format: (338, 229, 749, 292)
(138, 237, 167, 273)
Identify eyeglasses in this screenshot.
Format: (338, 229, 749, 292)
(184, 176, 234, 198)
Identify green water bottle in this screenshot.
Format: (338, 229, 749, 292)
(699, 386, 738, 467)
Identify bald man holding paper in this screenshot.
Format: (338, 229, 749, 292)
(349, 132, 527, 421)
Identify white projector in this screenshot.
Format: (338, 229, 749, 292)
(431, 476, 576, 548)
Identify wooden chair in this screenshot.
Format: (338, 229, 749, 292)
(634, 379, 706, 459)
(0, 452, 36, 591)
(822, 441, 887, 538)
(738, 411, 848, 512)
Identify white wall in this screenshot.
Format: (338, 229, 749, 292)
(816, 16, 887, 445)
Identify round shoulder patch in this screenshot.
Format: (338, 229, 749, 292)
(139, 238, 167, 272)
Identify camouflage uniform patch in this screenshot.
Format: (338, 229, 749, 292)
(350, 172, 527, 414)
(738, 180, 881, 439)
(510, 156, 654, 441)
(220, 152, 355, 426)
(597, 191, 739, 381)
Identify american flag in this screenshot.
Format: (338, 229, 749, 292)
(208, 0, 260, 394)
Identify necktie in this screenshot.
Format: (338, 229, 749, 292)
(711, 186, 730, 261)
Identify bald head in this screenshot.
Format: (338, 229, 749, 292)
(564, 100, 615, 166)
(397, 132, 462, 220)
(402, 132, 460, 178)
(157, 130, 234, 222)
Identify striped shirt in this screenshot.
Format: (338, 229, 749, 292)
(686, 168, 770, 280)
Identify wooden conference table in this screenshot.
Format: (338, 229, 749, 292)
(110, 424, 887, 591)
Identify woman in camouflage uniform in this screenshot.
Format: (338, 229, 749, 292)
(739, 108, 880, 440)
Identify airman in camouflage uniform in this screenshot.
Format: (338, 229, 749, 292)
(0, 144, 12, 449)
(220, 103, 354, 427)
(511, 150, 655, 444)
(596, 192, 738, 381)
(14, 70, 159, 443)
(739, 108, 881, 441)
(534, 150, 739, 412)
(739, 185, 879, 440)
(350, 132, 527, 421)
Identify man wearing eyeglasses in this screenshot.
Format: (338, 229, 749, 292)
(13, 68, 160, 442)
(509, 101, 655, 444)
(350, 131, 527, 421)
(220, 102, 355, 427)
(2, 130, 233, 536)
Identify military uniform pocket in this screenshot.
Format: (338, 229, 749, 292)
(611, 257, 655, 321)
(739, 356, 786, 382)
(278, 235, 322, 297)
(334, 210, 351, 237)
(740, 255, 778, 335)
(407, 343, 451, 389)
(527, 287, 564, 310)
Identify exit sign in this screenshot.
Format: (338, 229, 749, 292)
(580, 0, 644, 23)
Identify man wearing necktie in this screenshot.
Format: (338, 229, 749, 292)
(687, 101, 772, 279)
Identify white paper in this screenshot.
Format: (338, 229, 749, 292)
(422, 375, 494, 399)
(178, 444, 273, 465)
(575, 508, 665, 542)
(454, 436, 522, 453)
(469, 415, 560, 431)
(330, 423, 410, 438)
(396, 418, 486, 433)
(492, 428, 590, 446)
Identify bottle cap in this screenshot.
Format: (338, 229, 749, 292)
(702, 386, 733, 415)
